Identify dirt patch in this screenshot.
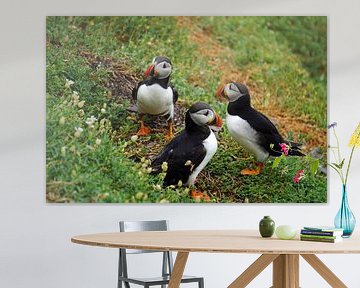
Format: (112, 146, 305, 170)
(79, 50, 188, 161)
(80, 50, 187, 130)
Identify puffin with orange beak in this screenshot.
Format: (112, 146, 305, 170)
(152, 102, 222, 200)
(132, 56, 178, 140)
(217, 82, 304, 175)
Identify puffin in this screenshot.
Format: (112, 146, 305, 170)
(132, 56, 178, 140)
(216, 82, 304, 175)
(151, 102, 222, 198)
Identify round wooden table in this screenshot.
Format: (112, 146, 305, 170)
(72, 230, 360, 288)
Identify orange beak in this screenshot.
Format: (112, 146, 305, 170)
(144, 64, 155, 77)
(215, 113, 222, 127)
(216, 85, 226, 101)
(209, 112, 222, 127)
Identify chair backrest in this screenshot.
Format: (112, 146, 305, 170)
(119, 220, 169, 254)
(118, 220, 174, 284)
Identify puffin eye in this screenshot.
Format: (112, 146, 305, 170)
(204, 110, 209, 116)
(163, 63, 166, 68)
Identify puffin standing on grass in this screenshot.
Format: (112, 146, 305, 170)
(151, 102, 222, 199)
(132, 56, 178, 140)
(217, 82, 304, 175)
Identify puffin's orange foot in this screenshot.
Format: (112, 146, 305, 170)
(190, 190, 210, 202)
(137, 126, 151, 136)
(240, 168, 261, 175)
(165, 121, 174, 141)
(165, 129, 173, 141)
(240, 163, 264, 176)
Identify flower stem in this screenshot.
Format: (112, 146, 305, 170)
(333, 127, 345, 184)
(345, 145, 356, 186)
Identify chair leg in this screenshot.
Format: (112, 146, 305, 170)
(199, 278, 204, 288)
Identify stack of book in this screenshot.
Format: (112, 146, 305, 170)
(300, 226, 344, 243)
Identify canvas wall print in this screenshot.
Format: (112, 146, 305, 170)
(46, 16, 327, 203)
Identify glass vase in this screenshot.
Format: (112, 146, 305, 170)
(334, 185, 356, 237)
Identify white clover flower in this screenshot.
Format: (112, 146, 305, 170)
(74, 127, 83, 138)
(135, 192, 144, 200)
(72, 91, 79, 100)
(100, 108, 106, 114)
(103, 103, 107, 108)
(78, 109, 85, 117)
(177, 180, 183, 187)
(147, 167, 152, 173)
(61, 146, 66, 156)
(159, 199, 170, 203)
(131, 135, 138, 142)
(154, 184, 162, 191)
(184, 160, 192, 166)
(59, 116, 66, 125)
(161, 161, 168, 172)
(85, 116, 97, 128)
(65, 79, 74, 88)
(77, 100, 85, 108)
(95, 138, 101, 145)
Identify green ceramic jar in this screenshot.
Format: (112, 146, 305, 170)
(259, 216, 275, 237)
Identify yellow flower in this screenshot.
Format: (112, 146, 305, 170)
(349, 122, 360, 148)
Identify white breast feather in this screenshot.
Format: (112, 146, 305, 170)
(186, 130, 218, 186)
(227, 113, 269, 162)
(137, 84, 174, 118)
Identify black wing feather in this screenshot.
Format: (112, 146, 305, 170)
(242, 108, 304, 156)
(151, 131, 207, 186)
(170, 84, 178, 104)
(240, 108, 284, 156)
(132, 79, 147, 102)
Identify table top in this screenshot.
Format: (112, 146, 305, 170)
(71, 230, 360, 254)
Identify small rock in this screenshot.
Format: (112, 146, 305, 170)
(310, 147, 323, 159)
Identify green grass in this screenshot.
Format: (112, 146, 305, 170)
(46, 16, 327, 203)
(197, 16, 327, 127)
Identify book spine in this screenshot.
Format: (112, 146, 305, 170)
(300, 237, 338, 243)
(300, 234, 338, 240)
(301, 230, 337, 236)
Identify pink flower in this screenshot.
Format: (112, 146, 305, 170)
(293, 169, 305, 183)
(279, 143, 289, 156)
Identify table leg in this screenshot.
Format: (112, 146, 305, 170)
(168, 251, 189, 288)
(301, 254, 347, 288)
(228, 254, 279, 288)
(272, 254, 299, 288)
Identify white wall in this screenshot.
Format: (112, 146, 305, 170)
(1, 0, 360, 287)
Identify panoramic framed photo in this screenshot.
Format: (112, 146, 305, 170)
(46, 16, 327, 203)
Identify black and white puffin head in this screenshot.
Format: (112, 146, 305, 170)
(217, 82, 249, 102)
(187, 102, 222, 131)
(144, 56, 172, 79)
